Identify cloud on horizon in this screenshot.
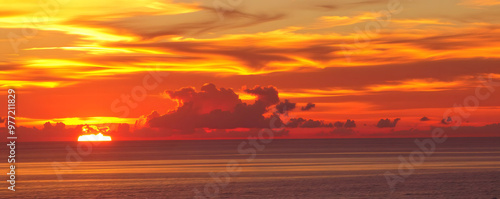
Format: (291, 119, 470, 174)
(333, 119, 356, 128)
(420, 117, 430, 121)
(376, 118, 401, 128)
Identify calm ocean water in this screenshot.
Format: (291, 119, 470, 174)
(1, 138, 499, 198)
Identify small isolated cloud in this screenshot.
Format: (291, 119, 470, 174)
(376, 118, 401, 128)
(276, 99, 296, 114)
(420, 116, 430, 121)
(441, 116, 453, 125)
(301, 103, 316, 111)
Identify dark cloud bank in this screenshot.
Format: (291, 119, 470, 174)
(8, 83, 500, 141)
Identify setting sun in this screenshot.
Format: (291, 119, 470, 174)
(78, 125, 112, 141)
(78, 133, 112, 142)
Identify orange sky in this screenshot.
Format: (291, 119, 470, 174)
(1, 0, 500, 141)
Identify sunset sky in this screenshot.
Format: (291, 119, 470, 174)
(1, 0, 500, 141)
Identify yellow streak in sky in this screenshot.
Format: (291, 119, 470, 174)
(17, 117, 137, 126)
(368, 79, 468, 92)
(0, 80, 60, 88)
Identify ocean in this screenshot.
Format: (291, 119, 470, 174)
(1, 137, 499, 198)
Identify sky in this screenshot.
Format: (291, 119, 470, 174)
(1, 0, 500, 141)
